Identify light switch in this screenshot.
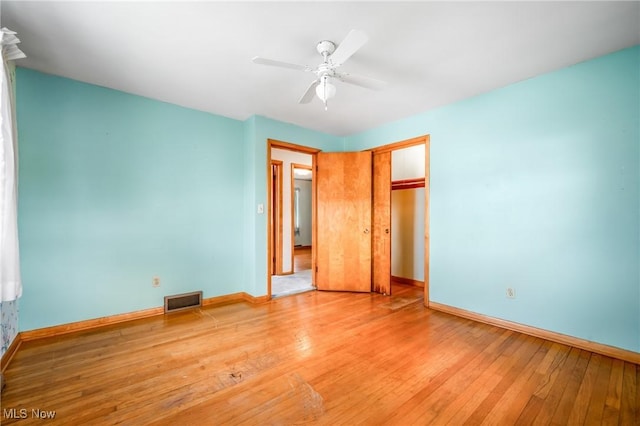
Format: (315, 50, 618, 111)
(257, 203, 264, 214)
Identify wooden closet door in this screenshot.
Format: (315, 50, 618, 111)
(372, 151, 391, 295)
(316, 152, 372, 292)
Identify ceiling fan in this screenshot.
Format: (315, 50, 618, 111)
(252, 30, 386, 110)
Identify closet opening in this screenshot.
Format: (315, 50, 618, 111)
(390, 145, 427, 297)
(371, 136, 429, 304)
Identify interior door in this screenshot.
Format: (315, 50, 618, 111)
(316, 151, 372, 292)
(372, 151, 391, 295)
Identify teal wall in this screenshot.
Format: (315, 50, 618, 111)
(346, 46, 640, 352)
(16, 68, 246, 331)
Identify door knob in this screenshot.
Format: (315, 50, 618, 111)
(364, 228, 370, 234)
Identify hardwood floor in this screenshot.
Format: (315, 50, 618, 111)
(294, 246, 312, 272)
(2, 286, 637, 425)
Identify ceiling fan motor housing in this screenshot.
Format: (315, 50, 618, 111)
(316, 40, 336, 58)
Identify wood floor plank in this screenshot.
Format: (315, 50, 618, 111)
(513, 343, 572, 426)
(437, 347, 524, 424)
(531, 346, 583, 424)
(382, 329, 523, 425)
(480, 340, 555, 425)
(584, 355, 613, 425)
(618, 362, 639, 426)
(566, 352, 602, 425)
(321, 308, 474, 424)
(474, 339, 552, 425)
(550, 348, 591, 424)
(339, 323, 480, 423)
(449, 335, 544, 425)
(1, 289, 637, 425)
(601, 358, 624, 426)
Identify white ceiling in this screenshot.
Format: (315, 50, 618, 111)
(2, 1, 639, 136)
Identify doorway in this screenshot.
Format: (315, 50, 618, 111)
(267, 140, 319, 299)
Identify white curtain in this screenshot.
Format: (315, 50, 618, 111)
(0, 28, 25, 302)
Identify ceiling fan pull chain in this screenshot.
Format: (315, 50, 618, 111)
(324, 77, 328, 111)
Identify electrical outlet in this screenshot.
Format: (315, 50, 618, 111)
(506, 287, 515, 299)
(152, 276, 161, 288)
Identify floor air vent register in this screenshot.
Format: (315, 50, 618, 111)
(164, 291, 203, 313)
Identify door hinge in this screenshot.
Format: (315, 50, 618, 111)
(315, 266, 318, 272)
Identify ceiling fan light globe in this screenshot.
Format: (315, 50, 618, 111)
(316, 82, 336, 102)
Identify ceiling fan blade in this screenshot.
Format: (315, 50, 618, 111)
(329, 29, 368, 67)
(252, 56, 312, 72)
(298, 80, 320, 104)
(336, 72, 387, 90)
